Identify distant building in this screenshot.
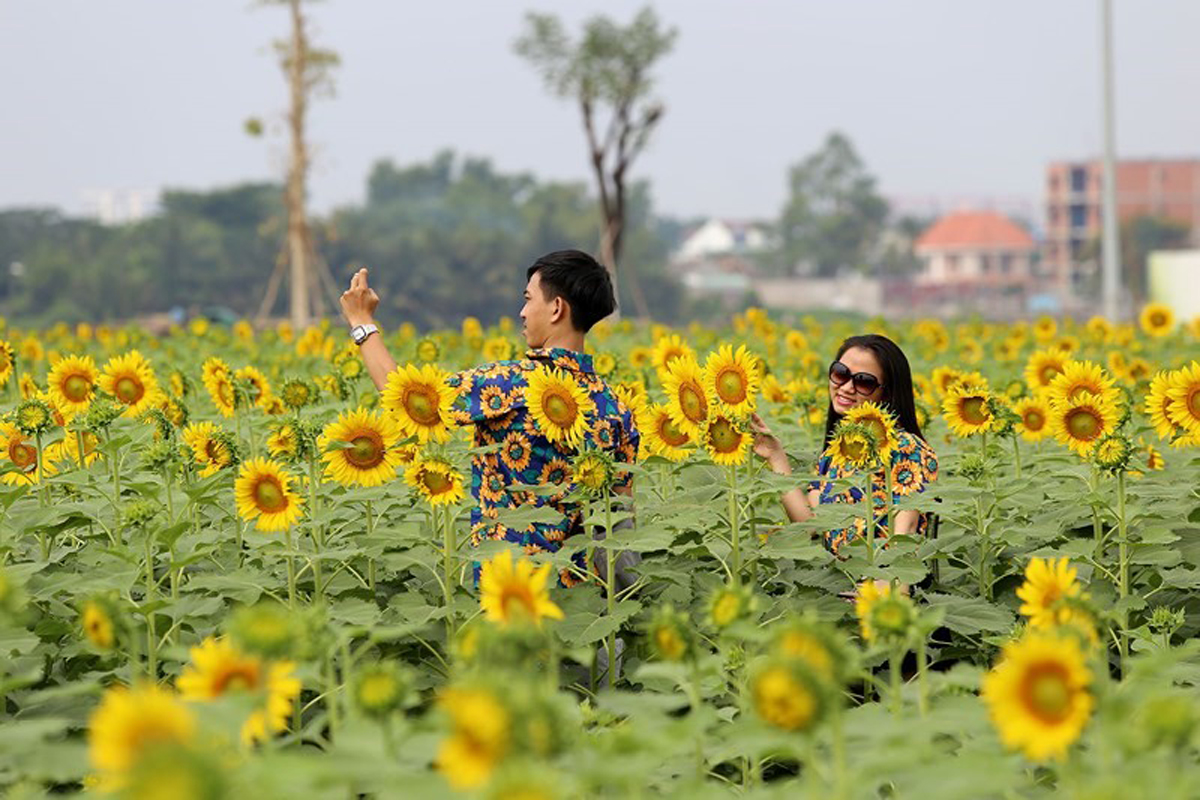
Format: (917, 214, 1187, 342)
(81, 188, 159, 225)
(914, 211, 1036, 286)
(1044, 158, 1200, 292)
(909, 210, 1037, 317)
(669, 218, 772, 301)
(671, 218, 771, 264)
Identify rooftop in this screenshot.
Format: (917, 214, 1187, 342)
(915, 210, 1035, 251)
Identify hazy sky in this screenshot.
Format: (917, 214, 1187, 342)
(2, 1, 1197, 221)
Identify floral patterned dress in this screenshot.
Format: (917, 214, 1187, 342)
(808, 430, 939, 555)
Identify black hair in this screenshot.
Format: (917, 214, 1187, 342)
(526, 249, 616, 332)
(822, 334, 924, 448)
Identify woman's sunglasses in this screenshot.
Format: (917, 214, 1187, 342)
(828, 361, 882, 395)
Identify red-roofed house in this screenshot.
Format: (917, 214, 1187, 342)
(913, 211, 1036, 288)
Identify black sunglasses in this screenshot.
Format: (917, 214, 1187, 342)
(829, 361, 882, 395)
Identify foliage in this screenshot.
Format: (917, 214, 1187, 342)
(1, 308, 1199, 796)
(778, 131, 890, 278)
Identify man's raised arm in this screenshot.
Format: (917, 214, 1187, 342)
(340, 267, 397, 392)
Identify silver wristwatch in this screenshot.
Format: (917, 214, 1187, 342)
(350, 323, 379, 346)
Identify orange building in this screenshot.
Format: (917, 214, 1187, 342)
(1044, 158, 1200, 291)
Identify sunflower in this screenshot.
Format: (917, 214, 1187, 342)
(182, 422, 236, 477)
(0, 340, 14, 385)
(436, 687, 510, 790)
(942, 386, 995, 437)
(651, 333, 694, 378)
(1046, 360, 1117, 407)
(1050, 391, 1120, 457)
(1016, 557, 1083, 629)
(853, 580, 892, 643)
(638, 403, 691, 462)
(88, 684, 196, 779)
(1139, 302, 1175, 338)
(593, 351, 617, 377)
(98, 351, 164, 418)
(930, 366, 961, 397)
(1165, 361, 1200, 433)
(572, 449, 616, 495)
(1144, 371, 1178, 440)
(404, 456, 466, 506)
(702, 343, 761, 416)
(176, 636, 300, 746)
(58, 428, 102, 468)
(981, 631, 1094, 761)
(824, 422, 878, 470)
(415, 337, 440, 363)
(524, 366, 593, 447)
(280, 378, 315, 410)
(267, 423, 298, 458)
(1013, 396, 1051, 442)
(82, 599, 116, 650)
(0, 421, 53, 484)
(46, 354, 97, 420)
(234, 458, 304, 532)
(481, 336, 514, 362)
(1032, 316, 1058, 343)
(479, 549, 564, 627)
(702, 413, 750, 466)
(382, 363, 456, 444)
(842, 401, 900, 456)
(751, 659, 825, 733)
(201, 356, 230, 387)
(319, 408, 405, 487)
(661, 355, 711, 438)
(233, 366, 273, 410)
(1024, 350, 1068, 392)
(204, 371, 237, 418)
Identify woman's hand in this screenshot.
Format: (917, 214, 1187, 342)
(751, 413, 788, 471)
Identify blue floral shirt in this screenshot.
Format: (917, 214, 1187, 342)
(446, 348, 639, 585)
(808, 430, 939, 554)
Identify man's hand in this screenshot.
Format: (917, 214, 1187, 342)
(341, 267, 379, 327)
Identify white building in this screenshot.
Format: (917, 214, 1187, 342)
(672, 218, 771, 264)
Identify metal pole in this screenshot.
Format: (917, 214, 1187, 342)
(1100, 0, 1121, 319)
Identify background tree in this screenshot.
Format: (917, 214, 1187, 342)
(1121, 215, 1191, 307)
(778, 132, 889, 278)
(514, 7, 677, 318)
(251, 0, 340, 329)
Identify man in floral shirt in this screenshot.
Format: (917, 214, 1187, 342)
(341, 250, 639, 586)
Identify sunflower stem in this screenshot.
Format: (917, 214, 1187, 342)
(1116, 468, 1129, 677)
(307, 453, 324, 600)
(883, 458, 895, 544)
(284, 526, 298, 608)
(144, 531, 158, 679)
(1011, 434, 1022, 479)
(888, 647, 903, 715)
(728, 465, 741, 586)
(864, 468, 875, 566)
(440, 505, 457, 642)
(604, 489, 617, 688)
(365, 499, 376, 601)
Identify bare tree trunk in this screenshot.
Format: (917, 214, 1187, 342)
(286, 0, 312, 330)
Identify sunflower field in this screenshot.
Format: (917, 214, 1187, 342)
(2, 306, 1200, 799)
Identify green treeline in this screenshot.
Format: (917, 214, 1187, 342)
(0, 151, 686, 329)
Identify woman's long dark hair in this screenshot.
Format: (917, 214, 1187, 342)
(822, 334, 924, 448)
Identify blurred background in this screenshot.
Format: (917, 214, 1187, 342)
(1, 0, 1197, 330)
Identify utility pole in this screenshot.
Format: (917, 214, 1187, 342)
(1099, 0, 1122, 320)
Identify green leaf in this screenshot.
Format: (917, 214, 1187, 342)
(922, 593, 1016, 635)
